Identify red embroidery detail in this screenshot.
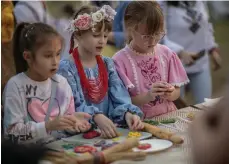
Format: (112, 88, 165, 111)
(137, 58, 161, 83)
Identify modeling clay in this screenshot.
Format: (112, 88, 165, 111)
(94, 140, 106, 147)
(112, 137, 120, 141)
(187, 112, 195, 120)
(74, 145, 97, 153)
(83, 130, 101, 139)
(127, 131, 141, 138)
(101, 142, 119, 150)
(137, 143, 151, 150)
(144, 118, 176, 125)
(62, 144, 75, 150)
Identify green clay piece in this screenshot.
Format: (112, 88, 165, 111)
(143, 120, 159, 126)
(144, 118, 176, 125)
(62, 144, 75, 150)
(160, 118, 176, 124)
(67, 152, 78, 156)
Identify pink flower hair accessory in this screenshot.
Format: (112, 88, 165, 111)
(66, 5, 116, 33)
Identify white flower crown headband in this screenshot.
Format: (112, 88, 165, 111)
(66, 5, 116, 33)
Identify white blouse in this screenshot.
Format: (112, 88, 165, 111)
(159, 1, 217, 73)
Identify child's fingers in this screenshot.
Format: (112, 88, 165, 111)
(76, 119, 89, 126)
(66, 126, 75, 132)
(74, 125, 80, 133)
(103, 128, 113, 138)
(62, 116, 77, 125)
(59, 120, 74, 127)
(140, 122, 145, 129)
(153, 88, 168, 92)
(159, 81, 170, 87)
(110, 122, 119, 136)
(132, 116, 139, 129)
(78, 126, 86, 132)
(74, 112, 91, 119)
(86, 123, 91, 130)
(134, 120, 143, 130)
(134, 117, 144, 130)
(164, 92, 172, 96)
(153, 82, 169, 88)
(113, 128, 119, 137)
(167, 86, 175, 92)
(58, 124, 74, 130)
(153, 91, 165, 96)
(107, 126, 118, 138)
(101, 130, 107, 139)
(126, 119, 132, 130)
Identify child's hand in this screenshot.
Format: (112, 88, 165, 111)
(162, 84, 180, 101)
(147, 82, 170, 101)
(125, 112, 144, 131)
(73, 112, 91, 133)
(93, 114, 118, 138)
(45, 115, 76, 131)
(166, 84, 175, 92)
(163, 85, 175, 98)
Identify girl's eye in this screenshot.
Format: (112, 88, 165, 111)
(104, 35, 108, 38)
(143, 35, 150, 39)
(56, 53, 60, 56)
(45, 55, 52, 58)
(93, 34, 100, 37)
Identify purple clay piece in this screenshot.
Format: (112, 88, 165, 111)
(94, 140, 106, 147)
(112, 142, 119, 145)
(101, 144, 112, 150)
(101, 142, 119, 150)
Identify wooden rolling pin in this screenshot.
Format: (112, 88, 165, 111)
(143, 122, 184, 144)
(103, 138, 139, 154)
(77, 138, 146, 164)
(103, 138, 146, 162)
(76, 151, 146, 164)
(45, 138, 146, 164)
(104, 152, 146, 163)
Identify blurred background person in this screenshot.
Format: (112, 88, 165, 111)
(190, 85, 229, 164)
(159, 1, 221, 104)
(1, 0, 15, 133)
(207, 1, 229, 21)
(13, 1, 89, 59)
(1, 0, 15, 94)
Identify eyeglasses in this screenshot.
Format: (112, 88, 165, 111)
(134, 30, 166, 42)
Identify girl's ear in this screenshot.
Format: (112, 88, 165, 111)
(126, 28, 134, 42)
(23, 51, 33, 64)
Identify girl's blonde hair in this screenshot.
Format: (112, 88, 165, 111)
(124, 1, 164, 43)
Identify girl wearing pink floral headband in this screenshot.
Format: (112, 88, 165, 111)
(58, 5, 144, 139)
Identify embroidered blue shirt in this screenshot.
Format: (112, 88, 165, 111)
(57, 56, 143, 124)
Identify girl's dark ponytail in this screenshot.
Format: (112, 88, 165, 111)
(12, 22, 30, 74)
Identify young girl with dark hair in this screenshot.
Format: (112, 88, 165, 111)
(3, 22, 91, 144)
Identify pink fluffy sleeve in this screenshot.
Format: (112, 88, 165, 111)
(168, 53, 189, 87)
(113, 55, 135, 90)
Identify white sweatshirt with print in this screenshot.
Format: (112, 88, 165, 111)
(3, 73, 75, 143)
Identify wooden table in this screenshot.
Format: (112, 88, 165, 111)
(113, 106, 203, 164)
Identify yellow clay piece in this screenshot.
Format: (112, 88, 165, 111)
(127, 131, 141, 138)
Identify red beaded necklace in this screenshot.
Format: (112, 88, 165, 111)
(72, 48, 108, 103)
